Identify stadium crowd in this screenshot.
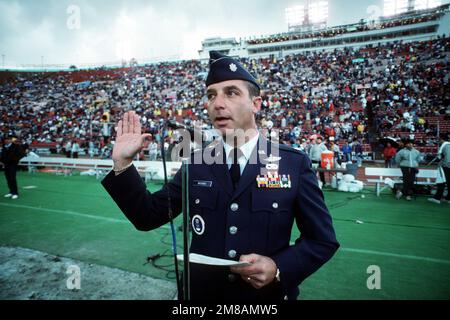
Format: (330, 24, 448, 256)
(247, 10, 444, 45)
(0, 37, 449, 161)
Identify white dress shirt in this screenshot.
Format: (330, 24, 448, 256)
(223, 133, 259, 175)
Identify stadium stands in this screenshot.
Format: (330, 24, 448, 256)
(246, 10, 444, 46)
(0, 25, 448, 163)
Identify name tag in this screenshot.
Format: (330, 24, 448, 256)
(193, 180, 213, 188)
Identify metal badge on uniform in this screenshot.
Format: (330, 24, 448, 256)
(264, 154, 281, 170)
(266, 154, 282, 163)
(193, 180, 213, 188)
(192, 215, 205, 235)
(266, 163, 279, 170)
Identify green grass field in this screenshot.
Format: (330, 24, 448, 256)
(0, 171, 449, 299)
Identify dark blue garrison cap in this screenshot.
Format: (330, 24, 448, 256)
(206, 51, 260, 90)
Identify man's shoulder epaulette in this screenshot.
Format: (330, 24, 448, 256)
(277, 143, 305, 157)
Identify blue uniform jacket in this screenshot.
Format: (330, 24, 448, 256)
(102, 137, 339, 301)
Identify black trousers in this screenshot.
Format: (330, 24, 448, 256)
(434, 167, 450, 201)
(4, 164, 18, 195)
(312, 160, 325, 184)
(400, 167, 417, 196)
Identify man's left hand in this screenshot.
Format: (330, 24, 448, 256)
(230, 254, 277, 289)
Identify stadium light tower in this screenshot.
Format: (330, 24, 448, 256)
(414, 0, 441, 10)
(383, 0, 409, 16)
(308, 1, 329, 25)
(285, 5, 305, 32)
(285, 1, 328, 32)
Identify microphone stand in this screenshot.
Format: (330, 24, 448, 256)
(181, 158, 190, 300)
(160, 125, 183, 300)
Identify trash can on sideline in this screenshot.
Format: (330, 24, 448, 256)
(321, 151, 334, 169)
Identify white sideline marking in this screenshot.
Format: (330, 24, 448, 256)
(340, 247, 450, 265)
(2, 203, 447, 264)
(0, 202, 128, 223)
(0, 202, 170, 229)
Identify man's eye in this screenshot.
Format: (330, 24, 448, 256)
(207, 94, 215, 100)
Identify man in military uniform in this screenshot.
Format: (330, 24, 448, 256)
(102, 51, 339, 301)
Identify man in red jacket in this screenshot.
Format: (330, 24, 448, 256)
(383, 142, 397, 168)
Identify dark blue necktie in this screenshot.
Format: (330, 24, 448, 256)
(229, 148, 243, 189)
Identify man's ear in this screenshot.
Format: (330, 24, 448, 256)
(252, 97, 262, 114)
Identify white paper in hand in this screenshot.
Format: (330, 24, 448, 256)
(177, 253, 251, 267)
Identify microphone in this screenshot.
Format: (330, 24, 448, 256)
(167, 120, 200, 142)
(167, 120, 192, 131)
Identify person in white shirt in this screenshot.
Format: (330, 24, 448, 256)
(65, 141, 72, 158)
(428, 135, 450, 204)
(148, 141, 158, 161)
(394, 139, 422, 201)
(71, 141, 80, 159)
(309, 137, 328, 185)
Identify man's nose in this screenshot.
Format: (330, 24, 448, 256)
(213, 93, 226, 110)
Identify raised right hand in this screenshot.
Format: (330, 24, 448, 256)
(112, 111, 152, 168)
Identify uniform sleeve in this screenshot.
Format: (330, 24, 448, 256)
(101, 165, 182, 231)
(271, 155, 339, 294)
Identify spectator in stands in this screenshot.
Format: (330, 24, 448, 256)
(341, 140, 352, 162)
(357, 123, 365, 139)
(88, 140, 96, 158)
(428, 134, 450, 204)
(382, 142, 397, 168)
(0, 37, 448, 155)
(328, 137, 341, 166)
(1, 135, 26, 199)
(56, 143, 62, 155)
(148, 140, 158, 161)
(71, 140, 80, 158)
(395, 139, 422, 201)
(65, 141, 72, 158)
(100, 142, 112, 159)
(309, 136, 328, 185)
(299, 138, 308, 152)
(352, 140, 364, 167)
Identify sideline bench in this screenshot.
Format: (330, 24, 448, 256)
(364, 167, 438, 196)
(19, 156, 181, 182)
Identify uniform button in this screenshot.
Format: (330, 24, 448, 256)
(230, 203, 239, 212)
(195, 199, 200, 205)
(272, 202, 279, 209)
(228, 250, 237, 258)
(229, 226, 238, 235)
(228, 274, 236, 282)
